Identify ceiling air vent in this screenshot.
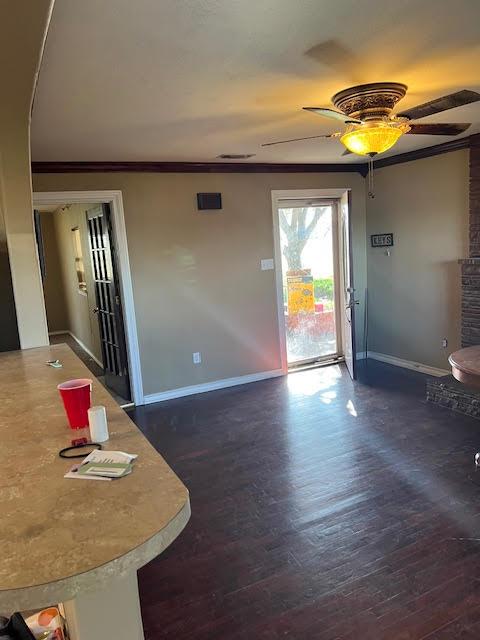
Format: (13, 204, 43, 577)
(217, 154, 255, 160)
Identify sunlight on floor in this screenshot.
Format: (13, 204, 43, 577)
(286, 366, 342, 397)
(346, 399, 358, 416)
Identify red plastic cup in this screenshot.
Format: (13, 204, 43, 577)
(57, 379, 92, 429)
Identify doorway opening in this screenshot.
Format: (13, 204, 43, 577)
(272, 189, 357, 379)
(33, 194, 140, 407)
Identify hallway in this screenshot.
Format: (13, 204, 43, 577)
(50, 333, 131, 406)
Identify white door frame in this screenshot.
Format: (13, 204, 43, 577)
(271, 188, 350, 373)
(33, 190, 144, 406)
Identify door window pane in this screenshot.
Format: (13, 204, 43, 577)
(71, 227, 87, 293)
(279, 204, 337, 365)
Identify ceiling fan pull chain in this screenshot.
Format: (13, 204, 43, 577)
(368, 158, 375, 199)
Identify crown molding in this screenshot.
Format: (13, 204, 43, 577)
(470, 133, 480, 148)
(31, 136, 476, 177)
(31, 160, 366, 175)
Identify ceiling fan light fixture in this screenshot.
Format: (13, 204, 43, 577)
(340, 122, 407, 156)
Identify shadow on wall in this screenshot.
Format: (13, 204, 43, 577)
(0, 224, 20, 351)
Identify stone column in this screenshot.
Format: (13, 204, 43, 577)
(469, 134, 480, 257)
(460, 135, 480, 347)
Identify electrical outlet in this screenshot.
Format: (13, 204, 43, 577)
(193, 352, 201, 364)
(442, 338, 448, 348)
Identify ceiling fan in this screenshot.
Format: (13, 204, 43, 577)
(262, 83, 480, 157)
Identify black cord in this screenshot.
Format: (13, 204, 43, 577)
(59, 443, 103, 459)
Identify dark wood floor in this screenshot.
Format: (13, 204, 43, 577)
(130, 361, 480, 639)
(49, 333, 104, 377)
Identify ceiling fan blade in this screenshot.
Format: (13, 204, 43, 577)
(406, 123, 471, 136)
(341, 148, 353, 156)
(303, 107, 362, 124)
(398, 90, 480, 120)
(262, 134, 337, 147)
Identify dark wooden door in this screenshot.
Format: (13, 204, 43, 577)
(86, 204, 131, 400)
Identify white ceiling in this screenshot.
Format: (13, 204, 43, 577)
(31, 0, 480, 164)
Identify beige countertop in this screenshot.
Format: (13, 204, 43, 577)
(449, 345, 480, 388)
(0, 344, 190, 612)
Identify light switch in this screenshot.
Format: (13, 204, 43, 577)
(261, 258, 274, 271)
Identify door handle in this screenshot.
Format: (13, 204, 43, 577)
(345, 300, 360, 309)
(92, 307, 99, 314)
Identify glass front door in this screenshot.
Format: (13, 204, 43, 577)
(278, 202, 339, 367)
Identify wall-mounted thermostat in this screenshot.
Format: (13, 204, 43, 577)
(197, 193, 222, 210)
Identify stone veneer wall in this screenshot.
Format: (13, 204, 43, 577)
(461, 136, 480, 347)
(461, 258, 480, 347)
(426, 375, 480, 419)
(469, 135, 480, 257)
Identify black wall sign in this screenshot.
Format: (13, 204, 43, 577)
(371, 233, 394, 247)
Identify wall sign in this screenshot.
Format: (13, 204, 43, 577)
(286, 270, 314, 315)
(371, 233, 394, 247)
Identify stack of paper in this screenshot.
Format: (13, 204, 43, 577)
(64, 450, 138, 481)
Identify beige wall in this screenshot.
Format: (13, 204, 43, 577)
(366, 149, 469, 370)
(41, 211, 67, 333)
(45, 205, 102, 362)
(33, 172, 367, 395)
(0, 1, 54, 349)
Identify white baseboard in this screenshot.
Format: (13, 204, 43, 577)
(144, 368, 285, 404)
(367, 350, 449, 377)
(69, 333, 104, 368)
(49, 330, 103, 369)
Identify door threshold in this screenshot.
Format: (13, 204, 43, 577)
(288, 356, 345, 373)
